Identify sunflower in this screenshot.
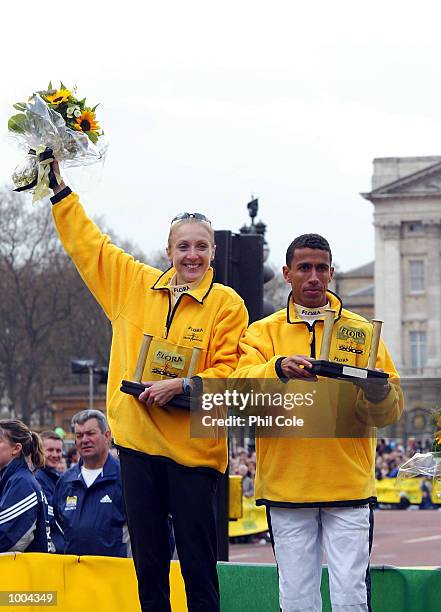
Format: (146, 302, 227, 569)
(45, 89, 72, 105)
(74, 110, 100, 133)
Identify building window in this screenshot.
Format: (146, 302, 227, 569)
(410, 331, 427, 370)
(404, 221, 424, 233)
(409, 260, 425, 292)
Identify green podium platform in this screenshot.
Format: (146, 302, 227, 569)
(218, 563, 441, 612)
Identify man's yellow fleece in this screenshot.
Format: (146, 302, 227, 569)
(52, 191, 248, 473)
(234, 291, 403, 506)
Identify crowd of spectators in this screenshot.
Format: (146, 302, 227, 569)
(0, 412, 129, 556)
(229, 446, 269, 544)
(230, 446, 256, 498)
(375, 438, 432, 480)
(375, 437, 439, 510)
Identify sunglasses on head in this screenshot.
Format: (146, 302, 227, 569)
(171, 212, 211, 224)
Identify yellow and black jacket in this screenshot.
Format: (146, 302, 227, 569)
(52, 189, 248, 473)
(234, 290, 403, 507)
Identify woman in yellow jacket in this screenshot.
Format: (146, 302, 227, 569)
(50, 176, 248, 612)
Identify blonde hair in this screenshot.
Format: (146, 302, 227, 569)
(0, 419, 45, 470)
(167, 218, 215, 251)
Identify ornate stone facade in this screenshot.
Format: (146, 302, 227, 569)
(362, 156, 441, 443)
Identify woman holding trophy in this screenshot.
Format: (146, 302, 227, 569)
(49, 171, 248, 612)
(8, 85, 247, 610)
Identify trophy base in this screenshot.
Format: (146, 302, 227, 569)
(309, 361, 389, 381)
(120, 380, 191, 410)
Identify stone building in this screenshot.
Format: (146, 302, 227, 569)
(333, 262, 374, 321)
(360, 156, 441, 443)
(333, 156, 441, 444)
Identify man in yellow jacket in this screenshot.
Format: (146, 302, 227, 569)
(235, 233, 403, 612)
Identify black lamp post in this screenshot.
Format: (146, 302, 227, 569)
(71, 360, 108, 410)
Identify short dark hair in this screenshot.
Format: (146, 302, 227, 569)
(67, 447, 78, 459)
(286, 234, 332, 267)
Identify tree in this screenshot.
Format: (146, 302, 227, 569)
(0, 188, 163, 425)
(0, 190, 74, 423)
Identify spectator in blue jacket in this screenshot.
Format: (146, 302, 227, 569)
(0, 419, 49, 553)
(35, 431, 64, 552)
(53, 410, 130, 557)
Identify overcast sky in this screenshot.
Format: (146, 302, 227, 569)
(2, 1, 441, 272)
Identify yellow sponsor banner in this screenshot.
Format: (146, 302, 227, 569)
(376, 477, 441, 505)
(0, 554, 188, 612)
(229, 496, 268, 537)
(431, 481, 441, 504)
(376, 477, 423, 504)
(229, 475, 243, 520)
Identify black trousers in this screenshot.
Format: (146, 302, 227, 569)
(119, 448, 220, 612)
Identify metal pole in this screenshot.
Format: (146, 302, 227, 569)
(216, 459, 230, 561)
(89, 366, 94, 410)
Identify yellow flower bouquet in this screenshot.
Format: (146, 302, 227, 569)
(8, 82, 107, 201)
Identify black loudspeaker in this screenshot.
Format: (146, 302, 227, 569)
(211, 231, 265, 561)
(213, 231, 264, 323)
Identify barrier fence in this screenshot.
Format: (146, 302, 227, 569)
(0, 554, 440, 611)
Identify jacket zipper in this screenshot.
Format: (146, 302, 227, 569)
(310, 321, 318, 358)
(301, 320, 319, 358)
(164, 292, 185, 339)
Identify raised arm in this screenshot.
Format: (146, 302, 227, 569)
(51, 178, 146, 321)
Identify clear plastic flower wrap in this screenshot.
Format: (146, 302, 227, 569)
(8, 83, 108, 201)
(396, 452, 441, 498)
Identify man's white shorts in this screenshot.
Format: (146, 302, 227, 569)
(267, 505, 373, 612)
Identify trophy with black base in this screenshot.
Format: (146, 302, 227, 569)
(120, 334, 202, 409)
(309, 309, 388, 381)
